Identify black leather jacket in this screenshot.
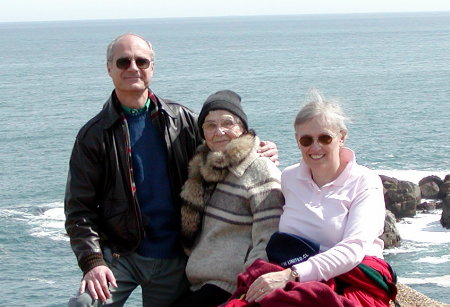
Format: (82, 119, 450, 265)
(64, 90, 202, 274)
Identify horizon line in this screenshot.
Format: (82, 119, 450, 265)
(1, 10, 449, 24)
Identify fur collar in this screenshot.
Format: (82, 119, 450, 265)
(180, 133, 258, 253)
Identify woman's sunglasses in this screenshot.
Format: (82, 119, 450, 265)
(115, 57, 152, 70)
(298, 134, 334, 147)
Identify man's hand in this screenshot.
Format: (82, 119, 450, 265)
(79, 265, 117, 303)
(258, 140, 279, 166)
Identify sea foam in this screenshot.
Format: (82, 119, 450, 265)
(399, 275, 450, 288)
(376, 170, 449, 184)
(396, 211, 450, 244)
(413, 255, 450, 264)
(30, 203, 67, 241)
(3, 202, 68, 242)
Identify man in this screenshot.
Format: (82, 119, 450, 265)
(65, 33, 278, 307)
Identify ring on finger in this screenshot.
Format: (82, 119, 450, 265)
(258, 289, 264, 293)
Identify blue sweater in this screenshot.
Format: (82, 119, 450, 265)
(125, 110, 180, 258)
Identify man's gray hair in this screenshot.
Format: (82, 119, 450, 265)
(106, 33, 155, 62)
(294, 89, 349, 133)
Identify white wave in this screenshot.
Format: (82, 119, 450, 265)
(383, 245, 428, 255)
(404, 271, 428, 275)
(27, 277, 56, 285)
(414, 255, 450, 264)
(30, 204, 67, 241)
(3, 202, 68, 241)
(395, 211, 450, 244)
(399, 275, 450, 287)
(40, 206, 65, 220)
(376, 169, 449, 184)
(1, 208, 33, 219)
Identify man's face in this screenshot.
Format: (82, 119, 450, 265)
(107, 35, 154, 94)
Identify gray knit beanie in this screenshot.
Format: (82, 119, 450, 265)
(197, 90, 248, 138)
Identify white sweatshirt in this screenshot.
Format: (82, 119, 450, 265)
(279, 148, 385, 282)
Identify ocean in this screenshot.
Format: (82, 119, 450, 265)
(0, 12, 449, 306)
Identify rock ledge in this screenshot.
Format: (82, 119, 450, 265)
(391, 283, 450, 307)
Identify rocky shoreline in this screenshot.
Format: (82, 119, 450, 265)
(392, 283, 450, 307)
(379, 173, 450, 306)
(380, 173, 450, 248)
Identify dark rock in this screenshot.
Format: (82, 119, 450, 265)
(419, 175, 444, 199)
(418, 175, 444, 187)
(420, 181, 440, 199)
(379, 175, 398, 184)
(417, 200, 437, 211)
(380, 175, 398, 191)
(440, 194, 450, 229)
(439, 175, 450, 199)
(380, 210, 401, 248)
(381, 177, 420, 218)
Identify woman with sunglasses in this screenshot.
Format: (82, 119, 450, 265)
(171, 90, 284, 307)
(244, 90, 397, 306)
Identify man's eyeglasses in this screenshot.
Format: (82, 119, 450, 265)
(115, 57, 152, 70)
(202, 119, 240, 135)
(298, 134, 335, 147)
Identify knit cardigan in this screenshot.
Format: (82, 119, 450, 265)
(180, 133, 284, 294)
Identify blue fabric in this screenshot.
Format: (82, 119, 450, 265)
(266, 231, 320, 267)
(126, 111, 180, 258)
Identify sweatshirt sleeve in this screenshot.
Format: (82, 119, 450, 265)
(293, 171, 385, 282)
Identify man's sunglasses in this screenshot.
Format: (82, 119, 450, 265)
(298, 134, 334, 147)
(115, 57, 152, 70)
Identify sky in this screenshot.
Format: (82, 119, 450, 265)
(1, 0, 450, 22)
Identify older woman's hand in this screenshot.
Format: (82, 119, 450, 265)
(245, 269, 291, 302)
(258, 140, 279, 166)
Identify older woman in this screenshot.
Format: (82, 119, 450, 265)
(245, 90, 397, 307)
(171, 90, 284, 307)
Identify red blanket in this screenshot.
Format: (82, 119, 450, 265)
(221, 256, 397, 307)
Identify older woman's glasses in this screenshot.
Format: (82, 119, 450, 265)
(115, 57, 151, 70)
(203, 119, 240, 134)
(299, 134, 334, 147)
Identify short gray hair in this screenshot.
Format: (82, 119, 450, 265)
(106, 33, 155, 63)
(294, 89, 349, 133)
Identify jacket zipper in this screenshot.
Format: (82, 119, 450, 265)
(120, 117, 145, 249)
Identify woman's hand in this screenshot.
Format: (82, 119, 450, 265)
(245, 269, 291, 302)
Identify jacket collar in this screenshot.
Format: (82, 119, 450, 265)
(99, 89, 175, 129)
(157, 95, 177, 118)
(181, 134, 258, 205)
(198, 134, 258, 181)
(100, 91, 121, 129)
